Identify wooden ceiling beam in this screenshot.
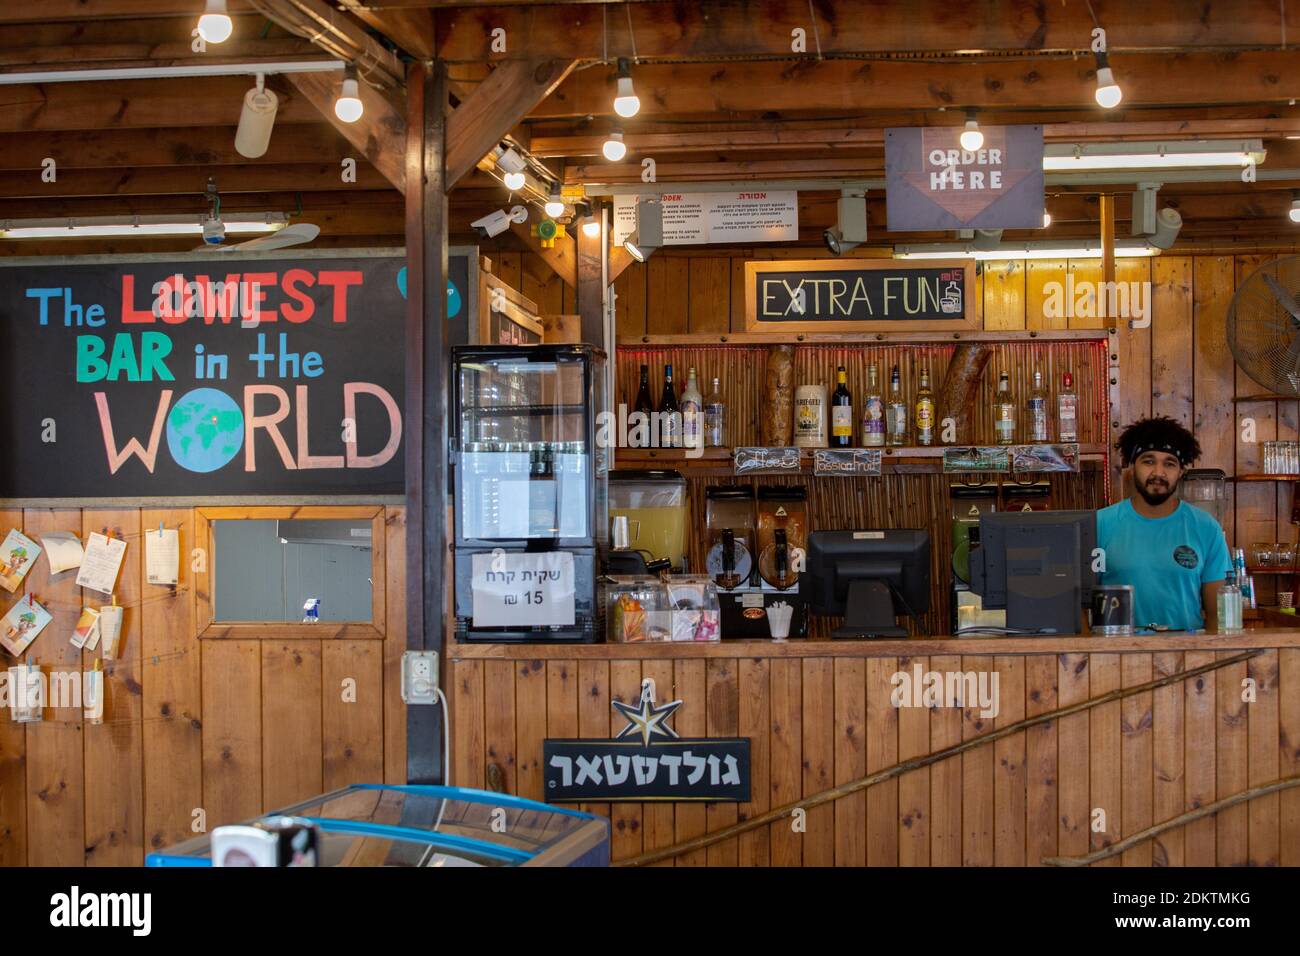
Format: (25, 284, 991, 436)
(508, 219, 577, 286)
(445, 57, 578, 187)
(0, 1, 257, 23)
(338, 2, 437, 60)
(430, 0, 1300, 61)
(529, 52, 1300, 118)
(285, 69, 407, 192)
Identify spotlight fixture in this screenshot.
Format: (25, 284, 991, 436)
(1042, 210, 1052, 228)
(603, 130, 627, 162)
(197, 0, 234, 44)
(959, 111, 984, 151)
(823, 189, 867, 256)
(1093, 51, 1122, 109)
(1148, 207, 1183, 250)
(613, 58, 640, 118)
(334, 65, 363, 123)
(972, 228, 1003, 251)
(234, 73, 278, 159)
(544, 184, 566, 219)
(1290, 192, 1300, 224)
(624, 198, 662, 262)
(497, 147, 527, 191)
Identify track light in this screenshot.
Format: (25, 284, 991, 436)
(624, 198, 662, 261)
(824, 189, 867, 255)
(959, 111, 984, 151)
(1290, 192, 1300, 224)
(234, 73, 278, 159)
(197, 0, 233, 44)
(334, 66, 363, 123)
(1093, 51, 1122, 109)
(613, 58, 640, 118)
(603, 130, 627, 162)
(1149, 207, 1183, 250)
(972, 228, 1003, 251)
(544, 184, 565, 219)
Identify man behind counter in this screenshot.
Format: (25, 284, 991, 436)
(1097, 416, 1231, 631)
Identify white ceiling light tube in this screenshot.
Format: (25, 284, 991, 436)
(0, 213, 288, 240)
(197, 0, 234, 44)
(1093, 50, 1122, 108)
(613, 58, 640, 118)
(1043, 140, 1266, 172)
(894, 238, 1159, 260)
(0, 60, 345, 85)
(959, 111, 984, 151)
(334, 65, 364, 123)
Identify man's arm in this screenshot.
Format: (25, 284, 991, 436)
(1202, 579, 1224, 630)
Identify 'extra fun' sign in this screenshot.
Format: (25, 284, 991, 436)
(0, 254, 410, 497)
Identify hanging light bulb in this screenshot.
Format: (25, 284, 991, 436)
(1290, 192, 1300, 224)
(602, 130, 627, 162)
(1042, 210, 1052, 228)
(334, 66, 364, 123)
(544, 184, 565, 219)
(613, 58, 640, 118)
(197, 0, 234, 43)
(1093, 51, 1123, 109)
(497, 147, 527, 191)
(959, 111, 984, 151)
(582, 219, 601, 238)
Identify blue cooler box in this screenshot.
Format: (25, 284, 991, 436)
(146, 784, 609, 867)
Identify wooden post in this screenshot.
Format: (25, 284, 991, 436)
(1100, 194, 1116, 288)
(576, 203, 605, 346)
(404, 60, 449, 785)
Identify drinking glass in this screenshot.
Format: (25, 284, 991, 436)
(1276, 542, 1296, 569)
(1264, 441, 1277, 475)
(1250, 542, 1275, 567)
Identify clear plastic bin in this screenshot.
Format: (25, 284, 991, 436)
(605, 574, 720, 642)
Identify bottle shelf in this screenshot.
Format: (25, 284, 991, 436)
(1246, 566, 1299, 576)
(1232, 474, 1300, 482)
(614, 444, 1108, 472)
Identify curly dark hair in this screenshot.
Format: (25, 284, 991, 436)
(1115, 416, 1202, 468)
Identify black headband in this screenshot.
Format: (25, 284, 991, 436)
(1129, 441, 1191, 466)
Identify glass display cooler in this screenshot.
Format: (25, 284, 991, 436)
(451, 345, 608, 642)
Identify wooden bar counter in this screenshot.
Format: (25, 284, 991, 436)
(447, 629, 1300, 867)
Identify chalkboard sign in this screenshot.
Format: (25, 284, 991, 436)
(744, 259, 979, 333)
(0, 251, 427, 499)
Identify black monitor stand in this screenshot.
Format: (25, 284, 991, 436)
(832, 579, 908, 639)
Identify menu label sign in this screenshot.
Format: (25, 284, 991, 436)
(470, 551, 575, 628)
(886, 125, 1044, 230)
(613, 191, 798, 246)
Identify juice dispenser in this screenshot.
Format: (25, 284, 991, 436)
(1181, 469, 1227, 528)
(705, 486, 757, 589)
(756, 487, 808, 590)
(608, 470, 689, 571)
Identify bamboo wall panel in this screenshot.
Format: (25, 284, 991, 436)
(1, 506, 407, 866)
(448, 645, 1299, 866)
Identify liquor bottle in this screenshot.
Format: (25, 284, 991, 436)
(632, 364, 654, 448)
(681, 367, 703, 450)
(658, 364, 680, 448)
(1027, 369, 1049, 442)
(886, 364, 908, 446)
(704, 377, 726, 448)
(993, 371, 1016, 444)
(862, 363, 885, 447)
(914, 365, 935, 446)
(1058, 372, 1078, 442)
(830, 366, 853, 448)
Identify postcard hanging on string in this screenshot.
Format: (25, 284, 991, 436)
(40, 531, 84, 574)
(75, 533, 126, 595)
(145, 527, 180, 586)
(71, 606, 101, 650)
(0, 529, 41, 593)
(1, 596, 53, 658)
(99, 605, 124, 660)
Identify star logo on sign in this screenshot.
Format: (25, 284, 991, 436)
(613, 679, 682, 747)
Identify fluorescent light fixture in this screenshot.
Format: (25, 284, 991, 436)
(234, 73, 278, 159)
(544, 184, 565, 218)
(894, 238, 1160, 260)
(1093, 51, 1122, 108)
(0, 60, 345, 86)
(959, 111, 984, 151)
(613, 58, 640, 118)
(334, 66, 363, 123)
(197, 0, 233, 44)
(603, 130, 627, 162)
(1043, 140, 1266, 172)
(0, 214, 288, 240)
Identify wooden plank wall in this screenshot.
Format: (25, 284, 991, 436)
(449, 646, 1300, 866)
(0, 505, 405, 866)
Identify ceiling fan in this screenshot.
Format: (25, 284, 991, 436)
(193, 177, 320, 252)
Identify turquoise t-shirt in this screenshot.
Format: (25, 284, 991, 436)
(1096, 499, 1231, 631)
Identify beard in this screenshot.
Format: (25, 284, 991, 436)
(1136, 475, 1176, 506)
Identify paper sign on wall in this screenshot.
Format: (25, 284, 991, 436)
(613, 191, 798, 246)
(145, 528, 180, 585)
(470, 551, 575, 628)
(75, 532, 126, 595)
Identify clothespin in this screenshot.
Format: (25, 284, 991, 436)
(26, 592, 34, 607)
(158, 520, 164, 536)
(111, 593, 117, 608)
(92, 658, 103, 673)
(102, 526, 111, 541)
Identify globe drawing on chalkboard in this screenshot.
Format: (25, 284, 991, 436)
(396, 266, 462, 317)
(165, 387, 245, 473)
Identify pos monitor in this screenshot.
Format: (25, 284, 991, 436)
(807, 530, 931, 638)
(968, 509, 1097, 635)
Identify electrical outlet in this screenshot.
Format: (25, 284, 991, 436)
(401, 651, 439, 704)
